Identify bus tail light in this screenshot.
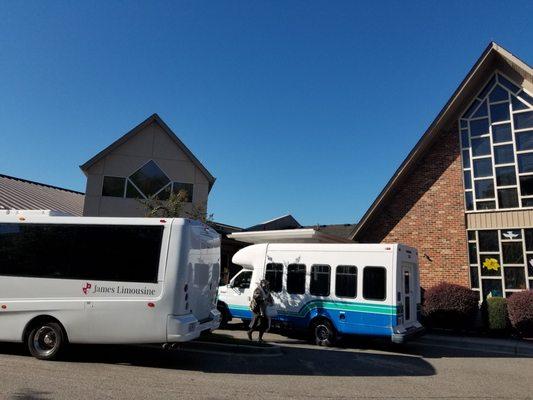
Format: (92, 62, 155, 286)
(396, 304, 404, 325)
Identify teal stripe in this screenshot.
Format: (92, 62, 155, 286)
(229, 299, 395, 316)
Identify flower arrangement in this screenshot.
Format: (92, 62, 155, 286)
(483, 257, 500, 271)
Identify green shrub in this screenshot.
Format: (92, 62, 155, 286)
(484, 297, 508, 332)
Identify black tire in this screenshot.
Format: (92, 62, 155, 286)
(217, 305, 230, 328)
(311, 319, 336, 347)
(27, 321, 65, 360)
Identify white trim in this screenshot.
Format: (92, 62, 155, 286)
(126, 178, 146, 200)
(493, 141, 514, 146)
(228, 229, 352, 244)
(489, 99, 510, 106)
(514, 127, 533, 133)
(512, 108, 533, 115)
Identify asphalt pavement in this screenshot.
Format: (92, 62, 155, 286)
(0, 325, 532, 400)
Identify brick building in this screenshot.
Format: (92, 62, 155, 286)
(351, 43, 533, 300)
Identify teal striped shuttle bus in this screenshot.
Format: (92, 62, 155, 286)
(217, 243, 424, 346)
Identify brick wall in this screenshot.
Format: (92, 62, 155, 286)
(357, 123, 469, 290)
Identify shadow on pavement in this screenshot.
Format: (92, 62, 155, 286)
(0, 341, 436, 377)
(7, 388, 52, 400)
(223, 321, 528, 359)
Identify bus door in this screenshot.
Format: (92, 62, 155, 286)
(220, 269, 253, 318)
(402, 263, 415, 324)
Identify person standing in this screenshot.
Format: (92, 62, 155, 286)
(247, 279, 273, 342)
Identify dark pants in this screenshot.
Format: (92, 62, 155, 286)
(248, 314, 268, 338)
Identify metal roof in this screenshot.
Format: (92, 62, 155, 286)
(0, 174, 84, 216)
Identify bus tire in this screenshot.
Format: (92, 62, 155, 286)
(217, 303, 231, 327)
(311, 319, 336, 347)
(27, 321, 66, 360)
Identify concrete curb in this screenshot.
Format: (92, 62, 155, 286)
(414, 334, 533, 356)
(174, 340, 283, 356)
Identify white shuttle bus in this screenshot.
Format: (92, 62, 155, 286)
(218, 243, 424, 345)
(0, 213, 221, 360)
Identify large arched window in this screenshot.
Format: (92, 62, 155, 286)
(460, 73, 533, 211)
(101, 160, 193, 202)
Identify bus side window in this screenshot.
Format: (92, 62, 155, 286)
(310, 265, 330, 296)
(363, 266, 386, 301)
(0, 223, 163, 283)
(265, 263, 283, 292)
(335, 265, 357, 298)
(287, 264, 306, 294)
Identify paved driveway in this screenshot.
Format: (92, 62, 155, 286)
(0, 327, 532, 400)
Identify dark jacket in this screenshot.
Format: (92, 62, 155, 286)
(250, 286, 273, 316)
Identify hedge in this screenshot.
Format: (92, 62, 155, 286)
(507, 290, 533, 338)
(423, 283, 479, 329)
(483, 297, 508, 332)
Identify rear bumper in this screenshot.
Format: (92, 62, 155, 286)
(391, 325, 425, 344)
(167, 309, 221, 342)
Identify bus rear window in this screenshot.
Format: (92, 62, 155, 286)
(0, 223, 163, 283)
(363, 266, 386, 301)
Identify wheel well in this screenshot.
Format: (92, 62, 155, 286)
(217, 301, 229, 313)
(217, 301, 231, 319)
(309, 316, 334, 331)
(22, 316, 68, 343)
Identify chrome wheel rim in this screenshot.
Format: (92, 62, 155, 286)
(33, 327, 57, 356)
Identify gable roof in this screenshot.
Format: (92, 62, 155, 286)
(351, 42, 533, 240)
(305, 223, 357, 240)
(80, 113, 216, 190)
(244, 214, 302, 231)
(0, 174, 84, 216)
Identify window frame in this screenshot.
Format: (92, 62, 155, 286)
(101, 176, 127, 198)
(286, 263, 306, 295)
(460, 71, 533, 213)
(309, 264, 331, 297)
(0, 222, 164, 283)
(467, 229, 532, 300)
(231, 270, 253, 289)
(362, 266, 387, 301)
(264, 263, 283, 293)
(335, 265, 358, 299)
(100, 160, 193, 202)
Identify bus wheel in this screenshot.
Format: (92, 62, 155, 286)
(311, 319, 336, 347)
(217, 305, 230, 328)
(27, 321, 65, 360)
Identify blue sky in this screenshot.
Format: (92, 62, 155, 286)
(1, 1, 532, 227)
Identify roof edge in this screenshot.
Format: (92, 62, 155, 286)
(0, 173, 84, 195)
(351, 42, 532, 240)
(79, 113, 216, 190)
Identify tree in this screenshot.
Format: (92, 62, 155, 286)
(138, 190, 188, 218)
(186, 202, 214, 224)
(138, 190, 214, 223)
